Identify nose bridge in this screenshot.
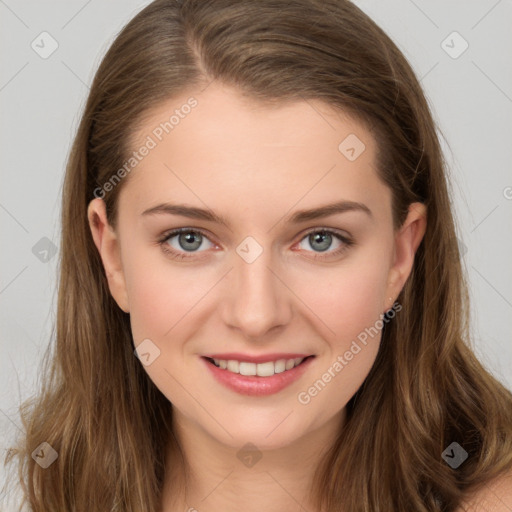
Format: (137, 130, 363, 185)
(222, 235, 291, 338)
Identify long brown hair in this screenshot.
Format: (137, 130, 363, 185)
(4, 0, 512, 510)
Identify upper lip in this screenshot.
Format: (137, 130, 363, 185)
(202, 353, 313, 364)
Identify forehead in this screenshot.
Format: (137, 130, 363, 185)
(130, 83, 375, 161)
(119, 83, 390, 223)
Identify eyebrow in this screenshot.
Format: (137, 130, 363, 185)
(141, 200, 372, 227)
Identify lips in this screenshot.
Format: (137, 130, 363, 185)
(201, 354, 316, 396)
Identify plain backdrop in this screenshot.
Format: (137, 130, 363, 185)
(1, 0, 511, 509)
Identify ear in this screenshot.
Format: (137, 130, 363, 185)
(384, 202, 427, 311)
(87, 198, 130, 313)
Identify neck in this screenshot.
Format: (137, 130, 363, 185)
(160, 408, 346, 512)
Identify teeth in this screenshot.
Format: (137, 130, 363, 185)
(227, 360, 239, 373)
(274, 360, 286, 373)
(239, 362, 256, 376)
(210, 357, 307, 376)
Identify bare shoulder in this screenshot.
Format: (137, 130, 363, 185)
(455, 470, 512, 512)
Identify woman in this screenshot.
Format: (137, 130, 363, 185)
(5, 0, 512, 510)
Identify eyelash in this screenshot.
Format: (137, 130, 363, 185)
(157, 227, 355, 261)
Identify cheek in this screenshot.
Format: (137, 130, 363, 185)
(122, 238, 218, 337)
(295, 262, 389, 414)
(299, 254, 390, 339)
(125, 236, 392, 344)
(294, 251, 390, 398)
(123, 248, 209, 404)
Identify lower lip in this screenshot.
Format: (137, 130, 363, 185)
(201, 356, 315, 396)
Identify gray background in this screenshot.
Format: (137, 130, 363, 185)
(1, 1, 511, 509)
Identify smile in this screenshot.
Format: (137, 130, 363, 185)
(201, 355, 315, 396)
(206, 356, 309, 377)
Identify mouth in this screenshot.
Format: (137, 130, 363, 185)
(201, 354, 315, 396)
(203, 355, 315, 377)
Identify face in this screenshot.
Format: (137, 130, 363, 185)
(88, 83, 426, 451)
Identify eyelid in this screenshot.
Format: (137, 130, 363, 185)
(158, 225, 352, 243)
(158, 227, 219, 250)
(158, 226, 354, 260)
(298, 226, 352, 241)
(293, 227, 354, 257)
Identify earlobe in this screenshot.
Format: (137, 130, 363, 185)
(87, 198, 130, 313)
(385, 202, 427, 308)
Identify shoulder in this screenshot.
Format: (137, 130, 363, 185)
(455, 470, 512, 512)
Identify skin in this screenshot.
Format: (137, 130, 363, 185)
(88, 82, 427, 511)
(456, 472, 512, 511)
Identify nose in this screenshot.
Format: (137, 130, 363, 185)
(220, 243, 293, 340)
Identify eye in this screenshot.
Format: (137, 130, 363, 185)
(158, 228, 216, 260)
(295, 228, 354, 259)
(158, 227, 354, 261)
